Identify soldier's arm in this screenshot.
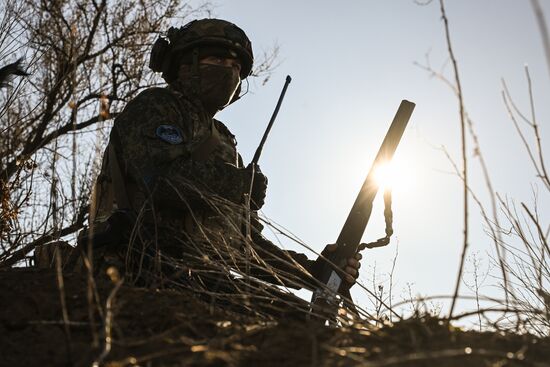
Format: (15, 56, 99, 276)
(247, 215, 317, 290)
(113, 89, 247, 208)
(233, 154, 313, 288)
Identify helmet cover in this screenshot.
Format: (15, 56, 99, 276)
(150, 18, 253, 80)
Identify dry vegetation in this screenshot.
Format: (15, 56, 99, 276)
(0, 0, 549, 366)
(3, 268, 550, 367)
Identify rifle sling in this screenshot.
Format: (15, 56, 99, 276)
(190, 119, 221, 162)
(108, 139, 131, 211)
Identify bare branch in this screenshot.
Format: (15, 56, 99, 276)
(438, 0, 469, 320)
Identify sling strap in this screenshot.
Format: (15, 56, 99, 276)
(108, 135, 132, 211)
(190, 119, 222, 162)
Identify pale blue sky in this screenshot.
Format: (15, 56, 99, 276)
(188, 1, 550, 316)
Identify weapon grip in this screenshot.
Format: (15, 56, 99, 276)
(315, 244, 350, 293)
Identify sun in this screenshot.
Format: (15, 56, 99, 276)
(372, 157, 411, 192)
(373, 161, 396, 190)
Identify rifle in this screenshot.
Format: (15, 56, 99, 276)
(311, 100, 415, 319)
(243, 76, 292, 276)
(244, 75, 292, 205)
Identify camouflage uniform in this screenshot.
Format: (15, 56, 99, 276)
(91, 20, 317, 288)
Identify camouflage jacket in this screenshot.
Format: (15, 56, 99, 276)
(92, 87, 316, 289)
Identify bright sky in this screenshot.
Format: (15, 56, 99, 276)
(190, 0, 550, 317)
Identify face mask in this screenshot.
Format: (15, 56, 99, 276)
(175, 64, 241, 113)
(197, 64, 241, 111)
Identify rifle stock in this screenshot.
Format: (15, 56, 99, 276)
(311, 100, 415, 310)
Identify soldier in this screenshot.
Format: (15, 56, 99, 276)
(87, 18, 361, 295)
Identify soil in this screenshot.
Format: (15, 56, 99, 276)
(1, 268, 549, 367)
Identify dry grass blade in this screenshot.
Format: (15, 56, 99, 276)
(93, 268, 124, 367)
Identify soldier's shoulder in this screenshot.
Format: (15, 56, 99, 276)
(213, 119, 236, 141)
(116, 87, 182, 126)
(129, 87, 180, 107)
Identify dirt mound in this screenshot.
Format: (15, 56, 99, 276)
(1, 269, 548, 367)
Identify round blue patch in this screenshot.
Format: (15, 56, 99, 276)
(156, 125, 183, 145)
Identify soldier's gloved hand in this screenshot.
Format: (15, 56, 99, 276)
(312, 244, 363, 285)
(243, 164, 268, 210)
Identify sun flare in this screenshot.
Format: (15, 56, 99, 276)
(372, 157, 412, 192)
(373, 162, 396, 190)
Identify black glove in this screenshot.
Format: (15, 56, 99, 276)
(310, 245, 332, 281)
(243, 164, 268, 210)
(310, 244, 362, 285)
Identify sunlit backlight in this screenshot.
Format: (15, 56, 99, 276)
(372, 157, 413, 192)
(373, 161, 396, 190)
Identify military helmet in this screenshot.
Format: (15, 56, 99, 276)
(150, 18, 254, 81)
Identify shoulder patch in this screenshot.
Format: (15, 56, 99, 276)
(156, 125, 184, 144)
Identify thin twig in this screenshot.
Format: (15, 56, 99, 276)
(524, 66, 550, 189)
(531, 0, 550, 79)
(415, 58, 509, 303)
(93, 273, 124, 367)
(439, 0, 469, 319)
